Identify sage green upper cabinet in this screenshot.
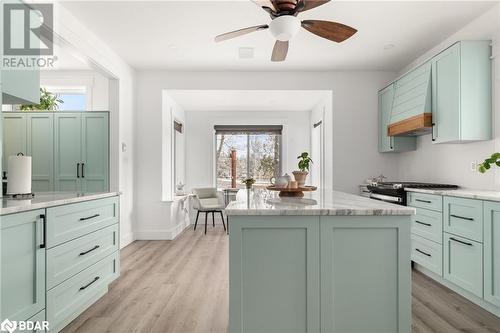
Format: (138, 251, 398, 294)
(54, 112, 109, 192)
(0, 210, 46, 322)
(484, 201, 500, 308)
(2, 113, 27, 171)
(54, 113, 82, 191)
(378, 84, 416, 153)
(28, 114, 54, 192)
(431, 41, 492, 143)
(81, 113, 109, 192)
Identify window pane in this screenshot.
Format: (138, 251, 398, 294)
(215, 131, 281, 189)
(58, 94, 86, 111)
(249, 134, 280, 188)
(216, 134, 248, 189)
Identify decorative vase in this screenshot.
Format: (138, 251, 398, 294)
(292, 171, 308, 187)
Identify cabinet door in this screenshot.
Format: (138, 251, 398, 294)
(0, 210, 46, 322)
(229, 216, 320, 333)
(484, 201, 500, 307)
(443, 233, 483, 297)
(432, 43, 460, 143)
(81, 113, 109, 192)
(27, 114, 54, 192)
(54, 113, 82, 191)
(320, 216, 411, 333)
(2, 113, 27, 173)
(379, 85, 394, 152)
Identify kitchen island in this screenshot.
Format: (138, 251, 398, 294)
(226, 189, 415, 333)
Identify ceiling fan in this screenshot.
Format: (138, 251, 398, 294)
(214, 0, 357, 62)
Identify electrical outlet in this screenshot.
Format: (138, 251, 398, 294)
(471, 161, 479, 172)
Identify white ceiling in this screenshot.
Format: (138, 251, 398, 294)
(167, 90, 330, 112)
(61, 1, 497, 71)
(42, 44, 91, 71)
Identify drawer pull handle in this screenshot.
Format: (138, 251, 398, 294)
(416, 249, 431, 257)
(450, 214, 474, 221)
(415, 199, 432, 204)
(79, 245, 100, 256)
(415, 220, 432, 227)
(79, 276, 100, 291)
(79, 214, 100, 221)
(450, 237, 473, 247)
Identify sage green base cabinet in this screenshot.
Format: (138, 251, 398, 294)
(378, 84, 416, 153)
(408, 191, 500, 316)
(2, 112, 109, 193)
(443, 233, 483, 298)
(229, 215, 411, 333)
(0, 195, 120, 333)
(484, 201, 500, 308)
(0, 210, 46, 323)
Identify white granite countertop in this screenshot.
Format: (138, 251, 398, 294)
(0, 192, 120, 216)
(405, 188, 500, 202)
(225, 189, 415, 216)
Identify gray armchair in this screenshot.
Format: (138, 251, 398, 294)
(192, 188, 226, 234)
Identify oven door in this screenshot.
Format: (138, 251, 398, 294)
(370, 193, 404, 205)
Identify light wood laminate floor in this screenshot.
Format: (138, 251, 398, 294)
(63, 226, 500, 333)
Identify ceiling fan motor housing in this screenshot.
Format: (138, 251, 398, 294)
(269, 15, 301, 41)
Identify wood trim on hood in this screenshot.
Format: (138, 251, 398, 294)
(388, 113, 433, 136)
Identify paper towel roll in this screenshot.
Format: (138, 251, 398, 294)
(7, 155, 32, 195)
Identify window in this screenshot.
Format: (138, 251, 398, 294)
(44, 86, 87, 111)
(215, 125, 282, 189)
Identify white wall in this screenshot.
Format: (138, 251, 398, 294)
(184, 110, 311, 192)
(53, 3, 136, 247)
(40, 70, 109, 111)
(395, 4, 500, 190)
(134, 70, 398, 239)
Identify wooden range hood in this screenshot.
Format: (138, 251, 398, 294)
(388, 113, 433, 136)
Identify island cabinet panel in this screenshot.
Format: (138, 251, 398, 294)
(484, 201, 500, 308)
(0, 210, 46, 323)
(229, 217, 320, 333)
(320, 216, 411, 333)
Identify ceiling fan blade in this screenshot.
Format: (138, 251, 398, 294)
(298, 0, 330, 12)
(301, 20, 357, 42)
(271, 40, 289, 62)
(215, 24, 269, 42)
(251, 0, 277, 12)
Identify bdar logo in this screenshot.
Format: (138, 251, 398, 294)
(0, 319, 17, 333)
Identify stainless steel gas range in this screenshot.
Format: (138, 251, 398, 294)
(367, 182, 459, 205)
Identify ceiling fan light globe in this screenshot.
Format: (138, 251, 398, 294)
(269, 15, 301, 41)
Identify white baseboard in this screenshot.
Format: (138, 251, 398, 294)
(134, 220, 191, 241)
(120, 232, 135, 249)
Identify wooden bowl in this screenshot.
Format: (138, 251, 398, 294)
(266, 185, 317, 197)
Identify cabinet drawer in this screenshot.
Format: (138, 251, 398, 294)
(47, 224, 119, 289)
(47, 252, 119, 331)
(411, 234, 442, 276)
(411, 208, 443, 243)
(407, 192, 442, 212)
(443, 233, 483, 297)
(443, 196, 483, 242)
(46, 196, 119, 248)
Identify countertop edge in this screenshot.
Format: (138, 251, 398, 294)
(1, 192, 121, 216)
(405, 188, 500, 202)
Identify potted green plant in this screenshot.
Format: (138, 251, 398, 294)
(242, 178, 256, 189)
(293, 152, 313, 187)
(20, 88, 63, 111)
(478, 153, 500, 173)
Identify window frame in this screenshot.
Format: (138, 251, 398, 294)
(214, 126, 284, 189)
